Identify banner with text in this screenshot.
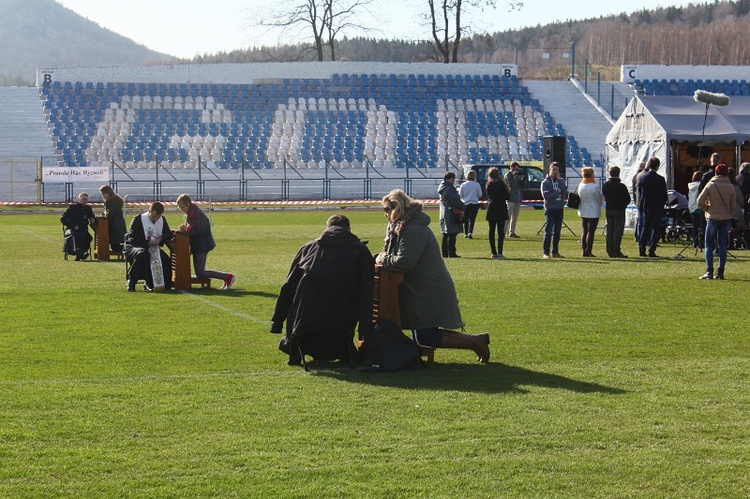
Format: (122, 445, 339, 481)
(42, 166, 109, 184)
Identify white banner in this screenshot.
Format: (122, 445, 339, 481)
(42, 167, 109, 184)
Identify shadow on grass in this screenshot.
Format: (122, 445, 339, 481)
(312, 362, 626, 395)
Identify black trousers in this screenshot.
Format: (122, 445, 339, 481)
(126, 247, 172, 289)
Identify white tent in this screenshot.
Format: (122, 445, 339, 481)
(606, 95, 750, 189)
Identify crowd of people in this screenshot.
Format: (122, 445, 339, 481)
(61, 157, 749, 368)
(63, 187, 235, 292)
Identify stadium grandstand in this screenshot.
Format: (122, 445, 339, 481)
(2, 62, 747, 203)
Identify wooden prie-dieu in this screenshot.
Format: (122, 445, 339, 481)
(94, 216, 124, 261)
(170, 231, 212, 290)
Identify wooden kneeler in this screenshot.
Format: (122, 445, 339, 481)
(170, 231, 211, 290)
(373, 266, 435, 366)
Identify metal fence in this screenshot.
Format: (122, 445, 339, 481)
(0, 156, 41, 202)
(38, 159, 449, 204)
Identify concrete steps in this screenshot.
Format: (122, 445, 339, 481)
(0, 86, 56, 159)
(524, 80, 612, 166)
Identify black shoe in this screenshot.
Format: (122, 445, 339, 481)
(648, 253, 658, 258)
(448, 254, 461, 258)
(616, 253, 629, 258)
(127, 280, 136, 292)
(716, 269, 725, 280)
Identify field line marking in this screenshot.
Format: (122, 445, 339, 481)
(178, 290, 268, 324)
(16, 226, 59, 244)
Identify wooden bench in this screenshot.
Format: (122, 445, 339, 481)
(373, 266, 435, 366)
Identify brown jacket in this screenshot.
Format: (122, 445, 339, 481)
(697, 176, 736, 221)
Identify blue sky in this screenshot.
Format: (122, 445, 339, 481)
(57, 0, 698, 59)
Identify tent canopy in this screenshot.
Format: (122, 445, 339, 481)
(606, 95, 750, 188)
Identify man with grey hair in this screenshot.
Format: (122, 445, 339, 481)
(271, 214, 374, 366)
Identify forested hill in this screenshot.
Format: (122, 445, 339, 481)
(0, 0, 172, 86)
(191, 0, 750, 80)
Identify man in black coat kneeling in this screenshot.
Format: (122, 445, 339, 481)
(270, 214, 374, 367)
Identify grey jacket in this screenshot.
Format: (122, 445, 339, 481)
(438, 180, 465, 234)
(379, 208, 464, 330)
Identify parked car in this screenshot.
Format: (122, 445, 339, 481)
(459, 164, 546, 204)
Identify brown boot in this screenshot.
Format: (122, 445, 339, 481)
(439, 330, 490, 363)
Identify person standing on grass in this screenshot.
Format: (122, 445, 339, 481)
(697, 163, 735, 280)
(504, 161, 525, 238)
(98, 185, 126, 254)
(637, 157, 668, 258)
(176, 194, 235, 290)
(601, 166, 631, 258)
(576, 167, 603, 257)
(632, 161, 647, 243)
(485, 167, 510, 259)
(541, 162, 568, 259)
(438, 171, 465, 258)
(458, 170, 483, 239)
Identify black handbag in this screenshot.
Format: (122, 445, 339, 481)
(566, 192, 581, 209)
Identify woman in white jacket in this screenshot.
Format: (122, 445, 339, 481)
(576, 167, 604, 257)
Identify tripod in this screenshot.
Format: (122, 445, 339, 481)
(537, 217, 576, 236)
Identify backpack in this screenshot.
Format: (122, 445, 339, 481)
(363, 318, 423, 372)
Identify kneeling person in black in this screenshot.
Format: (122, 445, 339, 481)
(270, 215, 374, 366)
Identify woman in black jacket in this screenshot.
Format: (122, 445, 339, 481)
(485, 167, 510, 259)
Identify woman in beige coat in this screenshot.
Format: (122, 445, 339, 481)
(375, 189, 490, 362)
(697, 163, 736, 280)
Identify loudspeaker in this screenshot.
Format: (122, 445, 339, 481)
(543, 136, 566, 177)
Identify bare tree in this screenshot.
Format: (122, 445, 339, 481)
(252, 0, 374, 61)
(426, 0, 523, 63)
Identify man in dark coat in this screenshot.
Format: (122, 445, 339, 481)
(637, 157, 668, 257)
(602, 166, 631, 258)
(61, 192, 96, 260)
(270, 215, 374, 366)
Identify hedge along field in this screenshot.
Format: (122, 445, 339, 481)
(1, 206, 749, 497)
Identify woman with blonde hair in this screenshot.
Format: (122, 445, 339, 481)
(576, 167, 603, 257)
(375, 189, 490, 363)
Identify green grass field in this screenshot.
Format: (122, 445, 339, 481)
(1, 206, 749, 497)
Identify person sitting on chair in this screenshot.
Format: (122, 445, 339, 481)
(61, 192, 96, 261)
(270, 214, 374, 367)
(123, 202, 173, 292)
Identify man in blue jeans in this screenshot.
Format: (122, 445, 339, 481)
(541, 162, 569, 258)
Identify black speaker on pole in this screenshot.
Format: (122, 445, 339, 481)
(543, 136, 566, 178)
